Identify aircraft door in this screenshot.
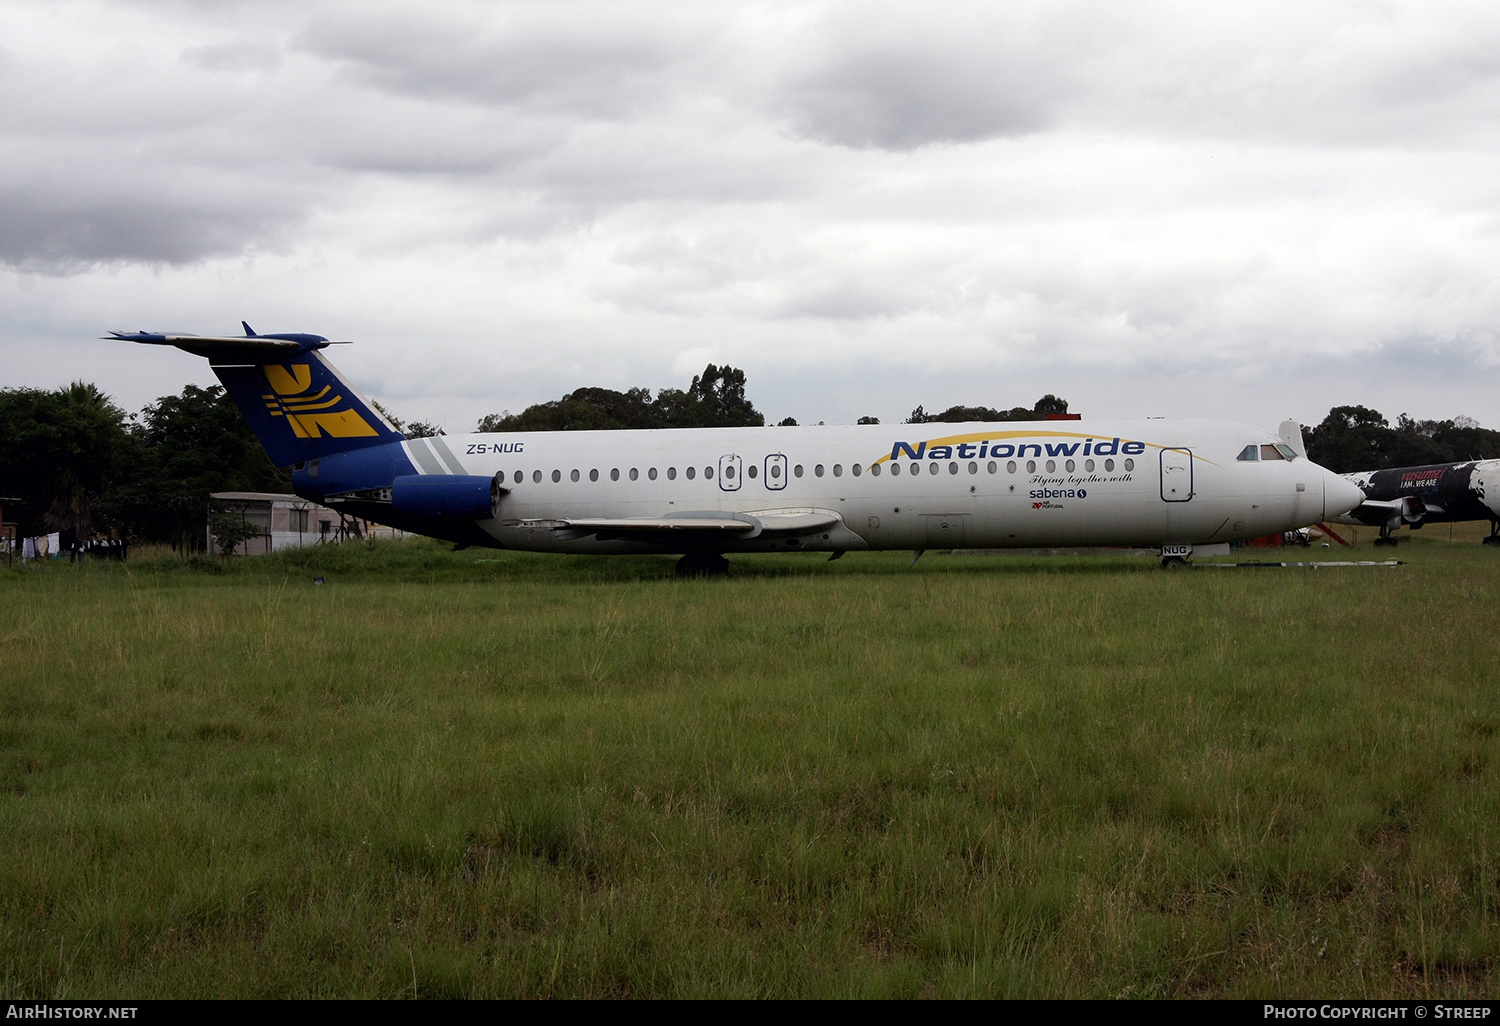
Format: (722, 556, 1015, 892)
(1160, 448, 1193, 502)
(764, 454, 787, 491)
(718, 454, 742, 492)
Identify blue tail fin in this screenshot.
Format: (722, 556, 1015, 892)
(214, 352, 403, 465)
(105, 327, 404, 466)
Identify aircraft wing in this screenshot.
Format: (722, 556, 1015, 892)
(1334, 496, 1443, 527)
(550, 509, 840, 542)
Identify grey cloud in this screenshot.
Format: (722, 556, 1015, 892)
(180, 40, 284, 73)
(0, 181, 306, 272)
(777, 1, 1100, 151)
(297, 1, 719, 118)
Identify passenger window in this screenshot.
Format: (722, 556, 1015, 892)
(1237, 444, 1259, 461)
(630, 468, 639, 481)
(570, 469, 579, 482)
(1045, 460, 1055, 473)
(1260, 444, 1286, 461)
(726, 465, 735, 479)
(648, 467, 658, 480)
(533, 470, 542, 483)
(929, 463, 939, 475)
(890, 463, 900, 476)
(552, 470, 561, 483)
(871, 464, 881, 476)
(1065, 459, 1075, 473)
(1124, 458, 1134, 471)
(853, 463, 863, 477)
(610, 468, 619, 482)
(815, 464, 824, 477)
(769, 464, 780, 479)
(1085, 459, 1094, 472)
(748, 465, 758, 478)
(1275, 444, 1298, 460)
(705, 467, 714, 479)
(1105, 459, 1114, 471)
(686, 466, 695, 480)
(968, 462, 977, 474)
(515, 471, 525, 484)
(1026, 460, 1036, 473)
(1005, 461, 1014, 474)
(794, 465, 803, 477)
(948, 462, 958, 475)
(589, 469, 599, 482)
(667, 467, 676, 480)
(833, 464, 842, 477)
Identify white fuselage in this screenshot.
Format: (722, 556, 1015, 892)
(397, 419, 1364, 554)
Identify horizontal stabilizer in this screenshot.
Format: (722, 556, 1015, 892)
(104, 329, 349, 364)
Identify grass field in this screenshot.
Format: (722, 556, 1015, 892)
(2, 529, 1498, 998)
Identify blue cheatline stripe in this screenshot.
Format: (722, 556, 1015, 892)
(428, 435, 468, 475)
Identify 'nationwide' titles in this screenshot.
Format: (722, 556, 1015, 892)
(889, 438, 1146, 461)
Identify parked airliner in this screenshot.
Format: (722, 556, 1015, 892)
(1337, 459, 1500, 546)
(108, 326, 1366, 572)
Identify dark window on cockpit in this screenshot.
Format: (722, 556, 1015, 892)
(1260, 444, 1287, 461)
(1275, 443, 1298, 460)
(1237, 445, 1259, 461)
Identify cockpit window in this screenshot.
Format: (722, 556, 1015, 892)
(1237, 444, 1259, 461)
(1274, 443, 1298, 461)
(1260, 444, 1287, 461)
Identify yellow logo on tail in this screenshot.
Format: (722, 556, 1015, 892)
(261, 363, 378, 439)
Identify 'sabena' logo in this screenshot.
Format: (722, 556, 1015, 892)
(262, 364, 377, 439)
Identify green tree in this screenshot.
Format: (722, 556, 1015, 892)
(0, 382, 127, 539)
(1304, 406, 1393, 472)
(111, 384, 288, 550)
(476, 366, 764, 433)
(906, 396, 1067, 424)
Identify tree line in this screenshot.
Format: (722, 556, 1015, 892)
(3, 365, 1497, 549)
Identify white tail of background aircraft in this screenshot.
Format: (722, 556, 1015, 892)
(108, 326, 1366, 572)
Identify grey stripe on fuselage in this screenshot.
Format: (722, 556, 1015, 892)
(405, 439, 446, 476)
(427, 435, 469, 475)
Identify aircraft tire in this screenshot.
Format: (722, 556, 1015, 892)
(1161, 556, 1188, 570)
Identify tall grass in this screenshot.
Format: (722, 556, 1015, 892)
(1, 537, 1497, 996)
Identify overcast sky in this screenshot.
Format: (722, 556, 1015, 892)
(3, 0, 1499, 433)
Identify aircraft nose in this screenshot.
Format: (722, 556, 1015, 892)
(1322, 469, 1365, 520)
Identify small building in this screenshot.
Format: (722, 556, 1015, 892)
(208, 492, 408, 555)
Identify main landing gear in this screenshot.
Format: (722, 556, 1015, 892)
(676, 552, 730, 577)
(1373, 524, 1399, 548)
(1161, 556, 1189, 569)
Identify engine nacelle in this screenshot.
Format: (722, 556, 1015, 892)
(391, 474, 505, 519)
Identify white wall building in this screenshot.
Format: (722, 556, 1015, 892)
(208, 492, 408, 555)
